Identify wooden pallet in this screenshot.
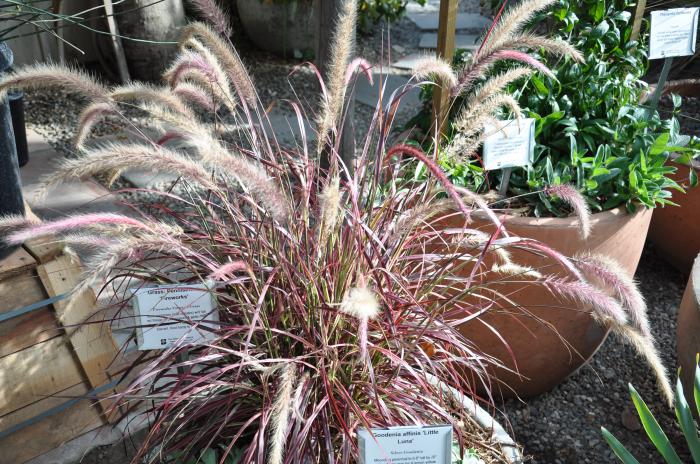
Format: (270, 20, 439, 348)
(0, 237, 121, 464)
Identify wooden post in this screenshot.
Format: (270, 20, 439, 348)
(432, 0, 458, 140)
(630, 0, 647, 42)
(315, 0, 356, 171)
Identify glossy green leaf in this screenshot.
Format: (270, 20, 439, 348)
(630, 384, 683, 464)
(675, 376, 700, 462)
(601, 427, 641, 464)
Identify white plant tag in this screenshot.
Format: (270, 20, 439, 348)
(649, 7, 699, 59)
(482, 118, 535, 171)
(357, 425, 452, 464)
(132, 282, 219, 350)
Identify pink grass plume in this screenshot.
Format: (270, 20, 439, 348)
(208, 260, 249, 281)
(544, 184, 591, 239)
(6, 213, 150, 245)
(345, 58, 373, 86)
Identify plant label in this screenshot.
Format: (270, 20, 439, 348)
(132, 283, 219, 350)
(357, 425, 452, 464)
(649, 7, 699, 60)
(482, 118, 535, 171)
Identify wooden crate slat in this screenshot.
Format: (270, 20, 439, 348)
(0, 337, 85, 416)
(0, 382, 84, 431)
(37, 255, 121, 421)
(0, 269, 51, 315)
(0, 247, 36, 280)
(0, 384, 103, 464)
(23, 237, 64, 264)
(0, 309, 61, 359)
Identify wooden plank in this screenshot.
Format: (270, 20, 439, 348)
(37, 255, 120, 420)
(24, 236, 64, 264)
(432, 0, 458, 138)
(631, 0, 647, 42)
(0, 247, 36, 280)
(0, 384, 102, 464)
(0, 337, 85, 416)
(0, 269, 49, 314)
(0, 309, 60, 358)
(0, 382, 84, 431)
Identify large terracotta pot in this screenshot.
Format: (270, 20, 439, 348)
(457, 207, 653, 399)
(648, 157, 700, 275)
(677, 254, 700, 415)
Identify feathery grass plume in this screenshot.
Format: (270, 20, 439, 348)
(0, 214, 41, 234)
(187, 0, 231, 37)
(110, 83, 194, 118)
(463, 67, 533, 110)
(317, 175, 341, 246)
(315, 0, 358, 155)
(503, 34, 584, 63)
(341, 281, 380, 361)
(37, 142, 221, 198)
(268, 363, 297, 464)
(198, 147, 290, 223)
(477, 0, 557, 59)
(0, 63, 108, 102)
(164, 48, 231, 107)
(542, 276, 628, 327)
(74, 102, 120, 150)
(208, 260, 248, 281)
(575, 253, 649, 337)
(4, 213, 151, 245)
(616, 327, 673, 407)
(177, 40, 235, 107)
(544, 184, 591, 239)
(412, 56, 458, 90)
(180, 22, 256, 105)
(173, 82, 218, 111)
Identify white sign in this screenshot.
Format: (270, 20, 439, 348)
(132, 283, 219, 350)
(482, 118, 535, 171)
(649, 8, 699, 59)
(358, 425, 452, 464)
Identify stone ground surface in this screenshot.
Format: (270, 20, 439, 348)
(15, 2, 700, 464)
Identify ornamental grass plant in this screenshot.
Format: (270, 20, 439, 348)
(0, 0, 677, 462)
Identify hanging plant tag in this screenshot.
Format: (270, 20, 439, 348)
(482, 118, 535, 171)
(132, 283, 218, 350)
(649, 7, 699, 59)
(357, 425, 452, 464)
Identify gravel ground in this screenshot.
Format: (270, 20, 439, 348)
(23, 4, 700, 464)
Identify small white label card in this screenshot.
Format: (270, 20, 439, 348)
(358, 424, 452, 464)
(649, 7, 699, 59)
(482, 118, 535, 171)
(132, 283, 219, 350)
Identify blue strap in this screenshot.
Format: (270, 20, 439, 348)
(0, 380, 120, 439)
(0, 293, 68, 323)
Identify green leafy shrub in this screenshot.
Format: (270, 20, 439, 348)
(409, 0, 700, 216)
(358, 0, 426, 31)
(601, 357, 700, 463)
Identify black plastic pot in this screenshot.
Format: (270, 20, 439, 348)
(9, 90, 28, 167)
(0, 42, 25, 259)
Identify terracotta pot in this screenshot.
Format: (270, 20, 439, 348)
(456, 207, 653, 399)
(648, 158, 700, 275)
(677, 254, 700, 415)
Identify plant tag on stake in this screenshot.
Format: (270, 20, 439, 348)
(482, 118, 535, 171)
(357, 424, 452, 464)
(132, 283, 219, 350)
(649, 7, 699, 60)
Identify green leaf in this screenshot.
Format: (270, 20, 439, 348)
(201, 448, 217, 464)
(630, 384, 683, 464)
(601, 426, 641, 464)
(674, 376, 700, 462)
(694, 355, 700, 420)
(650, 133, 671, 155)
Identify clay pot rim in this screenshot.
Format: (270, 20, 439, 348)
(472, 205, 648, 230)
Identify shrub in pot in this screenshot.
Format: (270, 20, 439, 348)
(403, 0, 700, 397)
(0, 0, 673, 460)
